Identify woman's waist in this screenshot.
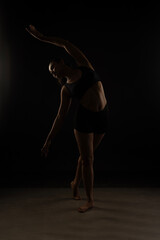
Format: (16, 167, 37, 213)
(80, 89, 107, 112)
(80, 97, 107, 112)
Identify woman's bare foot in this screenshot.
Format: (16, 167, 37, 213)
(70, 181, 81, 200)
(78, 201, 94, 213)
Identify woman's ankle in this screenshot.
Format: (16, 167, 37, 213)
(73, 179, 81, 188)
(88, 197, 94, 203)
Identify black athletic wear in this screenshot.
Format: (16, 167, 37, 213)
(65, 66, 109, 134)
(73, 103, 109, 134)
(65, 66, 101, 99)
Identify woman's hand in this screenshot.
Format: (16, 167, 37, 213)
(41, 139, 51, 158)
(25, 24, 45, 41)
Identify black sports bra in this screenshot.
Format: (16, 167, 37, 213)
(64, 66, 101, 99)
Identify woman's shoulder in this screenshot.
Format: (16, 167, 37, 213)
(77, 65, 101, 82)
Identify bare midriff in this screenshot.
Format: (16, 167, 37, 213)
(80, 81, 107, 112)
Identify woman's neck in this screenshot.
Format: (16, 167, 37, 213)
(66, 67, 82, 83)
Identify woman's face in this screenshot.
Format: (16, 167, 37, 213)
(49, 60, 64, 79)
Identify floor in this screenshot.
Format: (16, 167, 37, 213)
(0, 187, 160, 240)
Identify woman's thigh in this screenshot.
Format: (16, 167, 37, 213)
(74, 129, 94, 159)
(93, 133, 105, 152)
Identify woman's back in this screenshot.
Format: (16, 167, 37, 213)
(80, 81, 107, 111)
(65, 66, 107, 111)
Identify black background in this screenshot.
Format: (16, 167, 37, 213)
(0, 1, 160, 186)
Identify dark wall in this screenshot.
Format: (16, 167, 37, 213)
(0, 1, 160, 182)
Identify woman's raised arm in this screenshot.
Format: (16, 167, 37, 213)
(25, 25, 94, 70)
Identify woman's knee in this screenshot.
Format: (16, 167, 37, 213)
(81, 154, 94, 166)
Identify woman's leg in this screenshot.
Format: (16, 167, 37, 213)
(74, 129, 95, 212)
(71, 156, 82, 200)
(71, 132, 105, 200)
(93, 133, 106, 151)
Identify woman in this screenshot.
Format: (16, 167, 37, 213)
(26, 25, 109, 213)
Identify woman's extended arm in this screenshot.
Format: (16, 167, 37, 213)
(46, 86, 71, 140)
(41, 86, 72, 158)
(26, 25, 94, 70)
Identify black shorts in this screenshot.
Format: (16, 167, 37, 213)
(73, 104, 110, 134)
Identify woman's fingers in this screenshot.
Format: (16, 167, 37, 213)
(41, 149, 47, 158)
(41, 143, 50, 158)
(29, 25, 36, 32)
(25, 25, 37, 35)
(29, 24, 34, 28)
(25, 25, 44, 40)
(25, 27, 29, 32)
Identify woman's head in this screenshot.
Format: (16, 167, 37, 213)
(48, 56, 77, 86)
(49, 57, 64, 78)
(49, 57, 67, 86)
